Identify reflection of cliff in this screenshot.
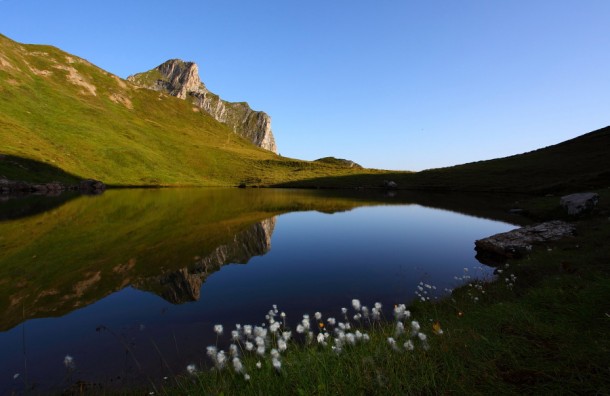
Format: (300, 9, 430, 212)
(0, 187, 522, 331)
(135, 218, 276, 304)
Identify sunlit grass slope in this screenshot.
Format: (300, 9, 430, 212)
(0, 34, 376, 186)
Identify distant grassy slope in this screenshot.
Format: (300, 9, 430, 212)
(276, 126, 610, 194)
(2, 33, 608, 192)
(0, 34, 375, 186)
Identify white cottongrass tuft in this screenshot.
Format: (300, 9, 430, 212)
(206, 346, 217, 360)
(317, 333, 326, 345)
(374, 302, 382, 310)
(278, 338, 288, 352)
(282, 331, 292, 341)
(256, 345, 265, 356)
(231, 330, 240, 341)
(345, 333, 356, 345)
(243, 325, 253, 336)
(327, 317, 336, 326)
(64, 355, 75, 369)
(216, 351, 227, 369)
(245, 341, 254, 351)
(213, 324, 223, 335)
(244, 373, 251, 381)
(254, 326, 267, 338)
(362, 333, 370, 342)
(256, 361, 262, 369)
(314, 311, 322, 320)
(232, 357, 244, 374)
(404, 340, 414, 351)
(394, 304, 410, 321)
(417, 332, 427, 341)
(301, 316, 311, 331)
(361, 306, 369, 318)
(411, 320, 421, 335)
(352, 299, 361, 311)
(229, 344, 239, 357)
(270, 321, 281, 333)
(272, 357, 282, 371)
(395, 321, 405, 337)
(296, 324, 305, 334)
(387, 337, 399, 351)
(186, 364, 197, 374)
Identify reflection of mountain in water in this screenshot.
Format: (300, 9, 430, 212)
(0, 187, 521, 331)
(136, 218, 276, 303)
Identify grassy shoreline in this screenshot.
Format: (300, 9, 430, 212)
(126, 191, 609, 395)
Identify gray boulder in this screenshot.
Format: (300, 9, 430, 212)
(560, 192, 599, 215)
(475, 220, 576, 263)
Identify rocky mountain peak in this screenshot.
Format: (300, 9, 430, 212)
(128, 59, 278, 153)
(156, 59, 203, 99)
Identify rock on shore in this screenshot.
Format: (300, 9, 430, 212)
(0, 178, 106, 195)
(475, 220, 576, 264)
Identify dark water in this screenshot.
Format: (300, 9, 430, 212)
(0, 188, 516, 393)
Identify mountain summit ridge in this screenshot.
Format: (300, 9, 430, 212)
(128, 59, 277, 153)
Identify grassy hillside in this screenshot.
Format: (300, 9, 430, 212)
(276, 126, 610, 193)
(1, 33, 608, 193)
(0, 34, 375, 186)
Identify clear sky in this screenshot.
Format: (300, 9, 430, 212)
(1, 1, 609, 170)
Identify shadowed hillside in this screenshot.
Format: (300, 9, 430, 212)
(275, 126, 610, 194)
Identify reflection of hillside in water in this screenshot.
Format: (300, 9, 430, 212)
(0, 187, 522, 331)
(135, 218, 276, 304)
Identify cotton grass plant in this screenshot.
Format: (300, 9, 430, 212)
(173, 298, 444, 395)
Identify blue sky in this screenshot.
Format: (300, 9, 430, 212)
(2, 1, 609, 170)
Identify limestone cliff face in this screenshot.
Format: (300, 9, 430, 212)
(127, 59, 277, 153)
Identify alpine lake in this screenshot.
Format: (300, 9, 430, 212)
(0, 188, 522, 393)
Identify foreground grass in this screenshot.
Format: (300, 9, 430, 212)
(151, 193, 610, 395)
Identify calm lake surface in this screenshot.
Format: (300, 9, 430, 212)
(0, 188, 517, 393)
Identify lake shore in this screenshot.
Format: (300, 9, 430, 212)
(151, 190, 610, 395)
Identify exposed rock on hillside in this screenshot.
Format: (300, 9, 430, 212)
(128, 59, 277, 153)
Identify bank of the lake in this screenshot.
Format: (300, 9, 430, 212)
(158, 191, 610, 395)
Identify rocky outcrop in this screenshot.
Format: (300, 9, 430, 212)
(127, 59, 277, 153)
(0, 178, 105, 196)
(560, 192, 599, 215)
(135, 217, 276, 304)
(475, 220, 576, 264)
